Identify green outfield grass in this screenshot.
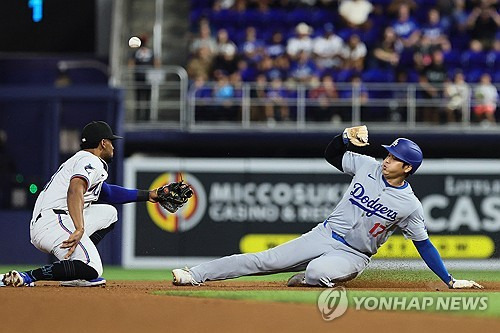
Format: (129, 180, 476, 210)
(157, 289, 500, 318)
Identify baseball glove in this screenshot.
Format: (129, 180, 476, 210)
(156, 181, 193, 213)
(343, 125, 369, 147)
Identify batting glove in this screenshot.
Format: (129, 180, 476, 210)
(343, 125, 369, 147)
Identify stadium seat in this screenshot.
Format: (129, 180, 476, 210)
(362, 69, 394, 83)
(443, 50, 461, 70)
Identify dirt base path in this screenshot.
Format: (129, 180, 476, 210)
(1, 280, 499, 333)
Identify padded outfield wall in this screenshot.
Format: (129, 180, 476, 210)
(122, 157, 500, 268)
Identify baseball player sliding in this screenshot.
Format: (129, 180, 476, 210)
(172, 125, 483, 289)
(1, 121, 192, 287)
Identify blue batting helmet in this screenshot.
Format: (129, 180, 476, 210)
(382, 138, 423, 174)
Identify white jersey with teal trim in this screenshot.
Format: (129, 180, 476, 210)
(324, 151, 428, 255)
(31, 150, 108, 222)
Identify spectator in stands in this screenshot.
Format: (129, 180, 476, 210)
(212, 44, 239, 77)
(388, 71, 411, 122)
(418, 49, 447, 123)
(373, 27, 402, 72)
(341, 34, 367, 72)
(286, 22, 314, 60)
(128, 34, 158, 121)
(473, 73, 498, 124)
(266, 31, 286, 58)
(250, 74, 268, 121)
(339, 74, 369, 121)
(312, 23, 344, 70)
(466, 0, 500, 48)
(420, 8, 451, 52)
(215, 28, 238, 57)
(307, 74, 340, 122)
(237, 58, 257, 82)
(461, 39, 486, 77)
(289, 50, 317, 83)
(268, 54, 290, 82)
(388, 0, 418, 17)
(190, 19, 217, 56)
(392, 4, 421, 49)
(413, 35, 435, 72)
(192, 74, 213, 121)
(187, 46, 214, 80)
(338, 0, 373, 30)
(451, 0, 469, 32)
(257, 54, 275, 78)
(486, 38, 500, 72)
(444, 70, 469, 122)
(240, 26, 265, 63)
(265, 77, 290, 126)
(212, 71, 237, 120)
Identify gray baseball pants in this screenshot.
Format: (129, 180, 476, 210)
(189, 223, 371, 287)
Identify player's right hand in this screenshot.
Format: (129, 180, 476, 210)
(343, 125, 369, 147)
(60, 229, 85, 259)
(449, 278, 484, 289)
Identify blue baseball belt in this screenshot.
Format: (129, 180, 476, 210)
(324, 222, 373, 258)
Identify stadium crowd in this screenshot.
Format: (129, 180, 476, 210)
(186, 0, 499, 124)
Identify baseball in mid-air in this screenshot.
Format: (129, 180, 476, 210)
(128, 36, 141, 48)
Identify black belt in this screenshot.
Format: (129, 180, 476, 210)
(34, 209, 67, 223)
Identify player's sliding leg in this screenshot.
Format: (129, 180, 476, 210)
(173, 224, 334, 285)
(303, 246, 369, 287)
(1, 260, 98, 287)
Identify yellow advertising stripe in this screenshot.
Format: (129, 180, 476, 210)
(240, 234, 300, 253)
(239, 234, 495, 259)
(375, 235, 495, 259)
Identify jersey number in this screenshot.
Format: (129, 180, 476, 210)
(369, 223, 386, 237)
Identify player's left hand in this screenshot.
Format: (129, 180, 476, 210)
(343, 125, 369, 147)
(449, 278, 484, 289)
(155, 181, 194, 213)
(61, 229, 85, 259)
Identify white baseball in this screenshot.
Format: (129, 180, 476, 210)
(128, 36, 141, 48)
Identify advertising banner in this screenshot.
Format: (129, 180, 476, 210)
(123, 158, 500, 268)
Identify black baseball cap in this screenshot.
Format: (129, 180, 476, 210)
(80, 121, 123, 149)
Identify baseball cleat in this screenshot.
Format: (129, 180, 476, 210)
(60, 277, 107, 287)
(287, 272, 307, 287)
(172, 268, 200, 286)
(2, 270, 35, 287)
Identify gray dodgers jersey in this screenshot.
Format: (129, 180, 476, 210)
(324, 151, 428, 255)
(31, 151, 108, 222)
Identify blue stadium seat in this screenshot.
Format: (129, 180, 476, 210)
(286, 8, 312, 28)
(461, 51, 488, 71)
(210, 9, 235, 30)
(443, 50, 461, 70)
(362, 69, 395, 83)
(465, 69, 484, 83)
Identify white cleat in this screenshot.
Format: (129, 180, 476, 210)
(60, 277, 106, 287)
(172, 268, 200, 286)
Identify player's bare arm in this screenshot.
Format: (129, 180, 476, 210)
(61, 177, 87, 259)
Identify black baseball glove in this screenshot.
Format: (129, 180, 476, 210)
(156, 181, 193, 213)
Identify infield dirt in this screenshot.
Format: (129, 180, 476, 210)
(1, 280, 499, 333)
